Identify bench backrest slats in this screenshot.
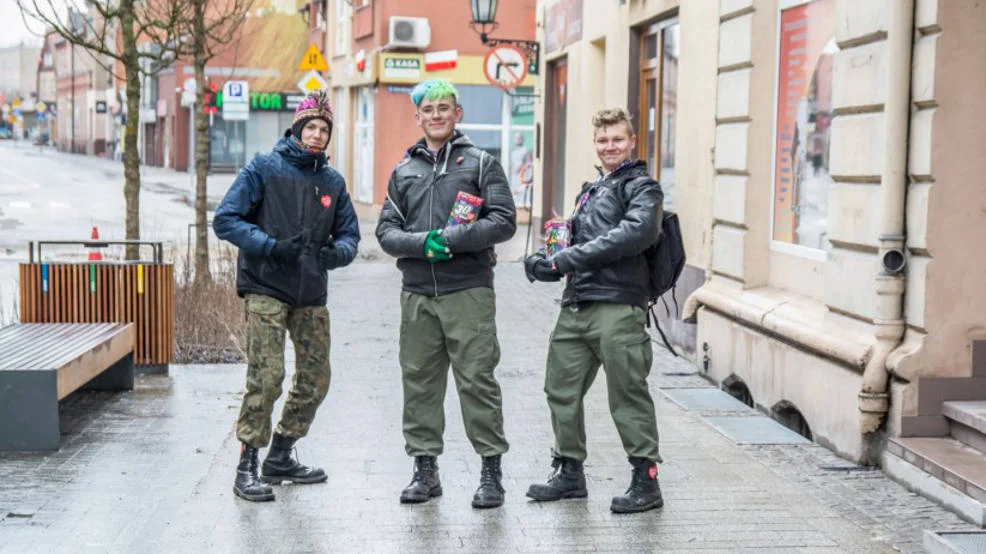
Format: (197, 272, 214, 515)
(0, 324, 130, 371)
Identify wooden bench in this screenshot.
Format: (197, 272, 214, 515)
(0, 323, 135, 451)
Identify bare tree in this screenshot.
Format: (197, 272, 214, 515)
(177, 0, 255, 283)
(17, 0, 189, 260)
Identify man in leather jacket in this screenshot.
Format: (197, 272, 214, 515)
(214, 90, 361, 502)
(376, 79, 516, 509)
(524, 108, 665, 513)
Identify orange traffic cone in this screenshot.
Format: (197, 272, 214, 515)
(88, 226, 103, 261)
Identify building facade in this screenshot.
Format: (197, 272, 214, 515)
(535, 0, 986, 520)
(51, 33, 113, 155)
(325, 0, 538, 208)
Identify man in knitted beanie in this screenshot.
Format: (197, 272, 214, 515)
(215, 88, 360, 502)
(290, 89, 335, 152)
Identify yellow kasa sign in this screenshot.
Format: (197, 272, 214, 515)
(379, 53, 535, 87)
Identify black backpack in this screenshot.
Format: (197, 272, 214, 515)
(643, 211, 686, 355)
(616, 177, 687, 355)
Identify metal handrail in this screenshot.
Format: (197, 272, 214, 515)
(29, 240, 165, 264)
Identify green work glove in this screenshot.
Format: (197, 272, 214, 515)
(424, 230, 451, 262)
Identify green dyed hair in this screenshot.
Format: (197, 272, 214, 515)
(410, 79, 459, 107)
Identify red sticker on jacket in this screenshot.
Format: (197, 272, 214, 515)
(320, 195, 332, 208)
(648, 465, 658, 480)
(456, 156, 464, 164)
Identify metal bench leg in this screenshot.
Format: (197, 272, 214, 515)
(0, 370, 59, 451)
(83, 352, 135, 392)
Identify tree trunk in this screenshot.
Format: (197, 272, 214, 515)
(121, 0, 141, 261)
(193, 0, 212, 283)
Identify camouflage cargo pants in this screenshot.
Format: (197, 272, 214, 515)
(236, 294, 331, 449)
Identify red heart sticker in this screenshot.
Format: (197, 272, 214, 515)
(320, 195, 332, 208)
(648, 465, 658, 480)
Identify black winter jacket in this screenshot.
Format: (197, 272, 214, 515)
(375, 131, 517, 296)
(551, 160, 663, 310)
(214, 137, 361, 307)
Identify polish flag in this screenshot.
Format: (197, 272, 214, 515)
(355, 49, 366, 73)
(425, 50, 458, 72)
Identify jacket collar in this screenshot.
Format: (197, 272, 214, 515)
(273, 136, 326, 171)
(594, 159, 648, 182)
(407, 130, 474, 175)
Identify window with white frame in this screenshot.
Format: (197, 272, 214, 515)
(332, 86, 347, 180)
(334, 0, 350, 56)
(771, 0, 837, 254)
(352, 86, 374, 203)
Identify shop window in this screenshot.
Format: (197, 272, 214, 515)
(455, 85, 535, 208)
(771, 0, 836, 253)
(636, 18, 679, 212)
(210, 113, 247, 170)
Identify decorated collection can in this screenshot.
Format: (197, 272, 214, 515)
(447, 191, 484, 227)
(543, 218, 571, 257)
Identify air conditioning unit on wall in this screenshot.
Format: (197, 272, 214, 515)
(389, 16, 431, 49)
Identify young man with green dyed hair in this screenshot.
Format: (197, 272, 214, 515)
(376, 79, 517, 508)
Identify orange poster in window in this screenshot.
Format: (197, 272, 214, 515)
(773, 0, 836, 249)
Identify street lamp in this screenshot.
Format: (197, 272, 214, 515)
(468, 0, 539, 75)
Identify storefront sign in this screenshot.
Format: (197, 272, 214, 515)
(544, 0, 583, 54)
(381, 54, 422, 82)
(510, 91, 535, 121)
(210, 91, 304, 113)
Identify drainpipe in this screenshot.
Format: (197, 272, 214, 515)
(858, 0, 915, 434)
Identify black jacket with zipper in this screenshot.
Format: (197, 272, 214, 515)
(375, 131, 517, 297)
(551, 160, 663, 310)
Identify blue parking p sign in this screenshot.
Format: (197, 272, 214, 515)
(222, 80, 250, 121)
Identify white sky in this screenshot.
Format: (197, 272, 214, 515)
(1, 0, 54, 48)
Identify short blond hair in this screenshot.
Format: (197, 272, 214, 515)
(592, 108, 635, 137)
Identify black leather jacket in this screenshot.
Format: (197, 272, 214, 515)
(375, 131, 517, 296)
(552, 160, 663, 309)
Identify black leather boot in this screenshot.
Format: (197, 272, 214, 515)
(610, 457, 663, 513)
(233, 443, 275, 502)
(526, 456, 588, 501)
(261, 433, 327, 484)
(400, 456, 442, 504)
(472, 455, 505, 509)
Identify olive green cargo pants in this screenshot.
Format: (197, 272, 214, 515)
(544, 302, 662, 463)
(399, 287, 508, 457)
(236, 294, 331, 449)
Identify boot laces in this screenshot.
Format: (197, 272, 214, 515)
(625, 463, 652, 495)
(480, 463, 501, 487)
(545, 458, 567, 487)
(412, 458, 435, 482)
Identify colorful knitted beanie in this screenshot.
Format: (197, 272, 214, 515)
(291, 89, 334, 143)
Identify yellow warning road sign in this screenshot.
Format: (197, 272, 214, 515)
(298, 44, 328, 72)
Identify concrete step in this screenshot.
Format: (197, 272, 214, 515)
(924, 530, 986, 554)
(945, 401, 986, 454)
(884, 437, 986, 526)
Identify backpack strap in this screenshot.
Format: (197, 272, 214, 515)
(646, 303, 680, 357)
